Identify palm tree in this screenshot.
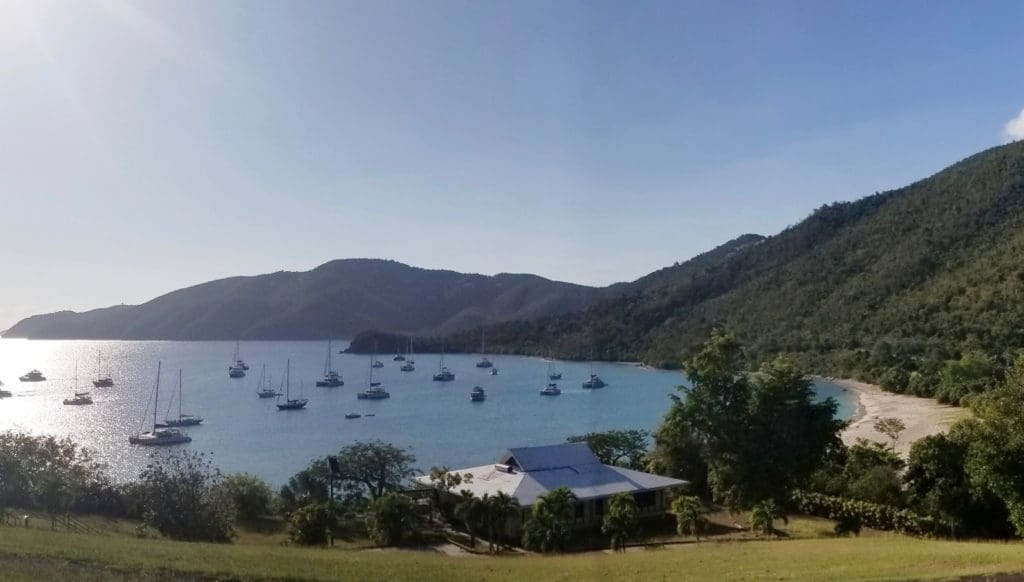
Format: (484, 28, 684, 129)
(522, 486, 576, 553)
(484, 491, 521, 553)
(602, 492, 640, 551)
(454, 490, 487, 549)
(750, 499, 788, 536)
(671, 495, 709, 540)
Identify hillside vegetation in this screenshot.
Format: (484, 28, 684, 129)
(425, 142, 1024, 394)
(3, 260, 598, 340)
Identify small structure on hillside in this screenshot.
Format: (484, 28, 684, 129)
(416, 443, 687, 535)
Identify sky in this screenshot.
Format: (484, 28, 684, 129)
(2, 0, 1024, 329)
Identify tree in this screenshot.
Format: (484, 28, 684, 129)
(522, 486, 576, 553)
(288, 503, 338, 545)
(749, 499, 787, 536)
(484, 491, 520, 553)
(454, 491, 487, 548)
(220, 473, 274, 522)
(366, 493, 417, 546)
(136, 451, 235, 542)
(602, 493, 640, 551)
(334, 441, 416, 500)
(279, 459, 331, 514)
(567, 430, 650, 469)
(427, 466, 472, 521)
(872, 417, 907, 451)
(671, 495, 708, 539)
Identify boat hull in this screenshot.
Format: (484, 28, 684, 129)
(315, 379, 344, 387)
(129, 434, 191, 446)
(92, 378, 114, 387)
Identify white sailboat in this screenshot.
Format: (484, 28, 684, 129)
(316, 339, 344, 387)
(475, 329, 493, 368)
(129, 362, 192, 446)
(433, 342, 455, 382)
(228, 341, 248, 378)
(63, 362, 93, 406)
(256, 365, 278, 398)
(92, 351, 114, 387)
(276, 359, 308, 410)
(357, 353, 390, 400)
(400, 339, 415, 372)
(165, 369, 203, 427)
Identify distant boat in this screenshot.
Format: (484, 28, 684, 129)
(490, 367, 498, 376)
(63, 362, 93, 405)
(400, 339, 415, 372)
(228, 341, 248, 377)
(129, 362, 192, 446)
(19, 370, 45, 382)
(0, 381, 10, 398)
(358, 352, 390, 400)
(582, 374, 607, 389)
(433, 343, 455, 382)
(256, 365, 278, 398)
(316, 340, 344, 387)
(475, 329, 493, 368)
(92, 351, 114, 387)
(470, 386, 486, 402)
(345, 413, 361, 419)
(540, 382, 561, 396)
(276, 360, 308, 410)
(165, 369, 203, 427)
(547, 360, 562, 381)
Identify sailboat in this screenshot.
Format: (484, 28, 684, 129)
(547, 359, 562, 381)
(63, 361, 93, 406)
(357, 354, 390, 399)
(228, 341, 248, 378)
(475, 329, 493, 368)
(433, 342, 455, 382)
(256, 365, 278, 398)
(165, 369, 203, 426)
(129, 362, 192, 446)
(400, 339, 415, 372)
(276, 359, 308, 410)
(92, 351, 114, 387)
(316, 340, 344, 387)
(582, 354, 607, 389)
(0, 381, 10, 399)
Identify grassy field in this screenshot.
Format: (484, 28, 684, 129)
(1, 523, 1023, 581)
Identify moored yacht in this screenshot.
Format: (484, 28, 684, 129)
(315, 340, 344, 387)
(129, 362, 192, 446)
(475, 329, 493, 368)
(276, 360, 308, 410)
(582, 374, 607, 389)
(165, 369, 203, 427)
(400, 339, 415, 371)
(0, 381, 10, 398)
(92, 351, 114, 387)
(433, 344, 455, 382)
(19, 370, 45, 382)
(256, 365, 278, 398)
(358, 354, 390, 399)
(63, 392, 93, 406)
(540, 382, 561, 396)
(470, 386, 486, 401)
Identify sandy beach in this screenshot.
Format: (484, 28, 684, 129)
(826, 378, 968, 456)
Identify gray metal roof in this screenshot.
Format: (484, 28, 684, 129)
(416, 443, 687, 507)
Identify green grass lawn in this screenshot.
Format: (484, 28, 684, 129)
(1, 523, 1023, 581)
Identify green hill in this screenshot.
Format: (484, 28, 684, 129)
(428, 141, 1024, 383)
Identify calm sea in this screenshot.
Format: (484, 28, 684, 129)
(0, 339, 856, 485)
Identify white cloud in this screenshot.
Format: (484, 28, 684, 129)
(1003, 108, 1024, 142)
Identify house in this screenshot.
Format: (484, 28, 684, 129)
(416, 442, 687, 533)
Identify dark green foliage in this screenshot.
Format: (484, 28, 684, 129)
(602, 492, 640, 551)
(136, 451, 235, 542)
(365, 493, 417, 546)
(288, 503, 338, 545)
(438, 141, 1024, 393)
(649, 333, 843, 509)
(790, 490, 935, 535)
(333, 440, 416, 500)
(833, 513, 862, 537)
(671, 495, 709, 539)
(219, 473, 275, 522)
(278, 459, 331, 514)
(750, 499, 788, 536)
(566, 430, 649, 469)
(521, 487, 575, 553)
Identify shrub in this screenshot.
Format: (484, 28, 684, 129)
(365, 493, 417, 546)
(790, 490, 935, 535)
(671, 495, 708, 539)
(288, 503, 337, 545)
(136, 451, 235, 542)
(220, 473, 275, 521)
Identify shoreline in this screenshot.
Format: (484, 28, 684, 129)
(816, 376, 968, 456)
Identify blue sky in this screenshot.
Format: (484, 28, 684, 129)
(1, 0, 1023, 329)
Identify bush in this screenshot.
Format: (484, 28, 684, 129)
(834, 513, 862, 537)
(288, 503, 337, 545)
(790, 490, 935, 536)
(365, 493, 417, 546)
(136, 451, 235, 542)
(220, 473, 275, 521)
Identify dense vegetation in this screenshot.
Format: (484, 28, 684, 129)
(4, 259, 598, 339)
(409, 142, 1024, 405)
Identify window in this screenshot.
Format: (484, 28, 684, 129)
(594, 498, 605, 516)
(634, 491, 656, 508)
(574, 502, 584, 520)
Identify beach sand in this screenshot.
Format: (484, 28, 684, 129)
(827, 378, 969, 456)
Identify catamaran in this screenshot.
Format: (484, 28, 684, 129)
(276, 360, 308, 410)
(433, 343, 455, 382)
(92, 351, 114, 387)
(400, 339, 415, 372)
(357, 354, 390, 400)
(129, 362, 192, 446)
(540, 382, 561, 396)
(315, 339, 344, 387)
(228, 341, 248, 377)
(165, 369, 203, 427)
(63, 362, 93, 405)
(475, 329, 493, 368)
(256, 365, 278, 398)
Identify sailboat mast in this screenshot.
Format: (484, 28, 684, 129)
(178, 369, 183, 419)
(154, 361, 161, 429)
(286, 359, 291, 399)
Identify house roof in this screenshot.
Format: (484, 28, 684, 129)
(415, 443, 687, 507)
